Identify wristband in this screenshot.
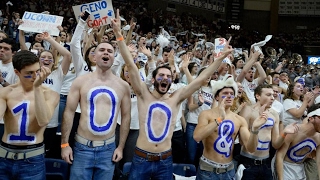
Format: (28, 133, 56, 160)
(116, 36, 124, 41)
(281, 133, 287, 139)
(214, 117, 223, 126)
(61, 143, 69, 148)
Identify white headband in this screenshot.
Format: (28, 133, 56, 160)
(307, 109, 320, 117)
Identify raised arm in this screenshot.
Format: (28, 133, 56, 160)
(237, 51, 260, 82)
(176, 38, 233, 103)
(19, 29, 28, 50)
(254, 61, 267, 85)
(112, 9, 148, 97)
(34, 66, 59, 127)
(97, 25, 107, 44)
(42, 32, 71, 75)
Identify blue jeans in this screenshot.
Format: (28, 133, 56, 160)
(70, 141, 116, 180)
(186, 123, 203, 164)
(241, 163, 273, 180)
(0, 154, 45, 180)
(129, 150, 173, 180)
(196, 167, 235, 180)
(57, 94, 67, 133)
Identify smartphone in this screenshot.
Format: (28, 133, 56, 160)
(81, 10, 91, 22)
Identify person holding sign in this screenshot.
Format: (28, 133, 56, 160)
(111, 9, 233, 179)
(0, 50, 59, 180)
(61, 21, 131, 180)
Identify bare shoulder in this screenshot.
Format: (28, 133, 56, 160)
(235, 113, 247, 126)
(268, 108, 279, 118)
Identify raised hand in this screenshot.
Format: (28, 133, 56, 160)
(220, 37, 233, 58)
(140, 46, 151, 58)
(41, 32, 52, 41)
(218, 96, 227, 120)
(111, 9, 121, 35)
(34, 66, 51, 87)
(283, 122, 299, 134)
(181, 54, 190, 69)
(168, 49, 175, 65)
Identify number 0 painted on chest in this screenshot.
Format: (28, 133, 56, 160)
(145, 102, 172, 143)
(87, 86, 118, 135)
(8, 101, 36, 144)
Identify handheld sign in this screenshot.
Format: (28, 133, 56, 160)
(72, 0, 114, 28)
(18, 12, 63, 36)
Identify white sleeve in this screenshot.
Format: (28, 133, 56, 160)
(70, 20, 86, 76)
(111, 55, 125, 77)
(283, 99, 296, 111)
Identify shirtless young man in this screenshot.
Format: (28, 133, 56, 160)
(275, 103, 320, 180)
(239, 84, 298, 180)
(111, 9, 234, 180)
(61, 41, 131, 179)
(0, 50, 59, 180)
(193, 76, 267, 180)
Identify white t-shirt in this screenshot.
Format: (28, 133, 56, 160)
(168, 83, 186, 131)
(271, 100, 284, 122)
(0, 61, 18, 124)
(279, 81, 288, 92)
(187, 86, 213, 124)
(241, 78, 259, 104)
(42, 66, 64, 128)
(60, 63, 76, 95)
(117, 86, 139, 130)
(282, 99, 305, 126)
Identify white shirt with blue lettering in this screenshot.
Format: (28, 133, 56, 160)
(42, 66, 64, 128)
(187, 86, 213, 124)
(0, 61, 18, 124)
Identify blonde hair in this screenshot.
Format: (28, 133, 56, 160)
(230, 91, 251, 113)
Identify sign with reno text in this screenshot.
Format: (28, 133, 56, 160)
(19, 12, 63, 36)
(72, 0, 114, 28)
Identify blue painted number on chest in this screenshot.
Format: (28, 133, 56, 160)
(88, 87, 118, 135)
(213, 120, 234, 157)
(287, 139, 316, 163)
(146, 102, 172, 143)
(8, 101, 36, 143)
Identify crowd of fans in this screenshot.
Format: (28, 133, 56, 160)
(0, 0, 320, 180)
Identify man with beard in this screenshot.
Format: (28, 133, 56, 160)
(239, 84, 298, 180)
(237, 51, 266, 104)
(111, 9, 234, 179)
(61, 41, 131, 180)
(275, 103, 320, 180)
(193, 76, 269, 179)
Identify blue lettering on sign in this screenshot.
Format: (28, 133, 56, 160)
(23, 12, 56, 23)
(87, 86, 118, 135)
(146, 102, 172, 143)
(108, 10, 113, 16)
(80, 0, 108, 13)
(8, 101, 36, 143)
(287, 139, 316, 163)
(214, 120, 234, 157)
(94, 14, 100, 19)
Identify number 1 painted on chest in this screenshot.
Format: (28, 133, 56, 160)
(8, 101, 36, 143)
